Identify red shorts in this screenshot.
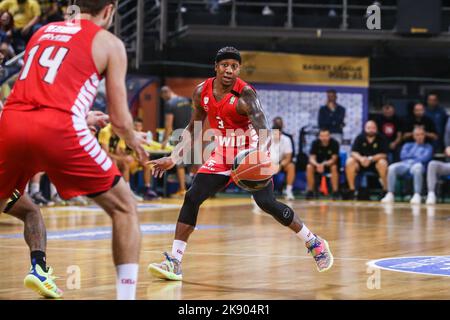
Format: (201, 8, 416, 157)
(0, 108, 121, 199)
(197, 147, 244, 176)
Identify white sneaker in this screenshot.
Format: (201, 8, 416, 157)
(381, 192, 394, 204)
(51, 193, 66, 206)
(285, 190, 295, 201)
(426, 192, 436, 205)
(410, 193, 422, 205)
(68, 196, 88, 206)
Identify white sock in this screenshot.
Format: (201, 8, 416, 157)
(172, 240, 187, 262)
(30, 182, 40, 195)
(296, 224, 316, 243)
(116, 263, 139, 300)
(286, 185, 293, 193)
(428, 191, 436, 197)
(50, 183, 58, 198)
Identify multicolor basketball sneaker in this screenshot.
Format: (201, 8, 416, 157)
(306, 236, 334, 272)
(24, 265, 63, 298)
(148, 252, 182, 281)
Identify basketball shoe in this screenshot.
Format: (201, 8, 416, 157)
(24, 264, 63, 298)
(306, 236, 334, 272)
(148, 252, 182, 281)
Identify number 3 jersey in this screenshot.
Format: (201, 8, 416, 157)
(4, 19, 102, 114)
(197, 77, 259, 175)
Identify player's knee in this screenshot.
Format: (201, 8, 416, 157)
(253, 196, 293, 226)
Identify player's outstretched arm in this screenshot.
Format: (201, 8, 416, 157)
(236, 86, 272, 152)
(149, 84, 207, 177)
(94, 31, 147, 165)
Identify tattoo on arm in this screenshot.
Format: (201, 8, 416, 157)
(236, 86, 271, 150)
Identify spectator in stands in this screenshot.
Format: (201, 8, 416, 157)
(425, 93, 448, 152)
(345, 120, 388, 199)
(272, 116, 295, 157)
(403, 102, 438, 144)
(426, 118, 450, 204)
(115, 118, 159, 200)
(161, 85, 192, 197)
(0, 10, 15, 59)
(0, 0, 41, 51)
(376, 103, 403, 163)
(271, 122, 295, 200)
(381, 127, 433, 204)
(38, 0, 63, 24)
(318, 89, 346, 143)
(306, 128, 340, 200)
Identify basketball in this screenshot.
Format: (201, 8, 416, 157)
(231, 149, 277, 192)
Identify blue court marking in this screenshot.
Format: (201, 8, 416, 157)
(0, 224, 224, 241)
(367, 256, 450, 277)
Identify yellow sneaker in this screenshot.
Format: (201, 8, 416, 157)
(148, 252, 183, 281)
(24, 265, 63, 299)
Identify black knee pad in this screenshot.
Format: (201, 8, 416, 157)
(177, 187, 209, 226)
(254, 197, 294, 226)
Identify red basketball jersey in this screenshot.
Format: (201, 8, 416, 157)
(200, 77, 258, 154)
(4, 19, 102, 115)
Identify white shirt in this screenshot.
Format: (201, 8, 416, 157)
(270, 134, 293, 164)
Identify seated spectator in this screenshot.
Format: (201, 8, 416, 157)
(116, 118, 159, 200)
(0, 10, 15, 60)
(306, 128, 340, 200)
(426, 118, 450, 204)
(318, 89, 346, 143)
(272, 116, 295, 157)
(38, 0, 63, 24)
(403, 102, 438, 144)
(345, 120, 388, 199)
(381, 127, 433, 204)
(425, 93, 448, 153)
(376, 103, 403, 162)
(0, 0, 42, 51)
(270, 124, 296, 200)
(98, 123, 144, 201)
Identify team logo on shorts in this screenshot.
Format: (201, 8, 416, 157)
(203, 97, 209, 105)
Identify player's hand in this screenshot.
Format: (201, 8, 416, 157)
(126, 131, 149, 166)
(147, 157, 176, 178)
(86, 111, 109, 128)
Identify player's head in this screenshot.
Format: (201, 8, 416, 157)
(74, 0, 117, 29)
(413, 126, 426, 144)
(364, 120, 378, 137)
(134, 117, 143, 132)
(214, 47, 241, 87)
(160, 86, 174, 101)
(382, 103, 395, 118)
(318, 128, 331, 145)
(413, 102, 425, 118)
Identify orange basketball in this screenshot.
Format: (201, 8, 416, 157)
(231, 149, 278, 192)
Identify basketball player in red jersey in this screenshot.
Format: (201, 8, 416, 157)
(148, 47, 333, 281)
(0, 0, 145, 299)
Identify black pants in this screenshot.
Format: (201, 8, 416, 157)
(178, 173, 295, 227)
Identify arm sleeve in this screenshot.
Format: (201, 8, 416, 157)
(400, 143, 409, 161)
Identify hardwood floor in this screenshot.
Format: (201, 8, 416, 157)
(1, 197, 450, 299)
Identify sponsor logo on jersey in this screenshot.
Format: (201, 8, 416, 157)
(217, 135, 247, 148)
(45, 25, 81, 35)
(229, 96, 236, 104)
(39, 33, 72, 43)
(203, 97, 209, 105)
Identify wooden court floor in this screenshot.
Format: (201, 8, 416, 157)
(1, 196, 450, 300)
